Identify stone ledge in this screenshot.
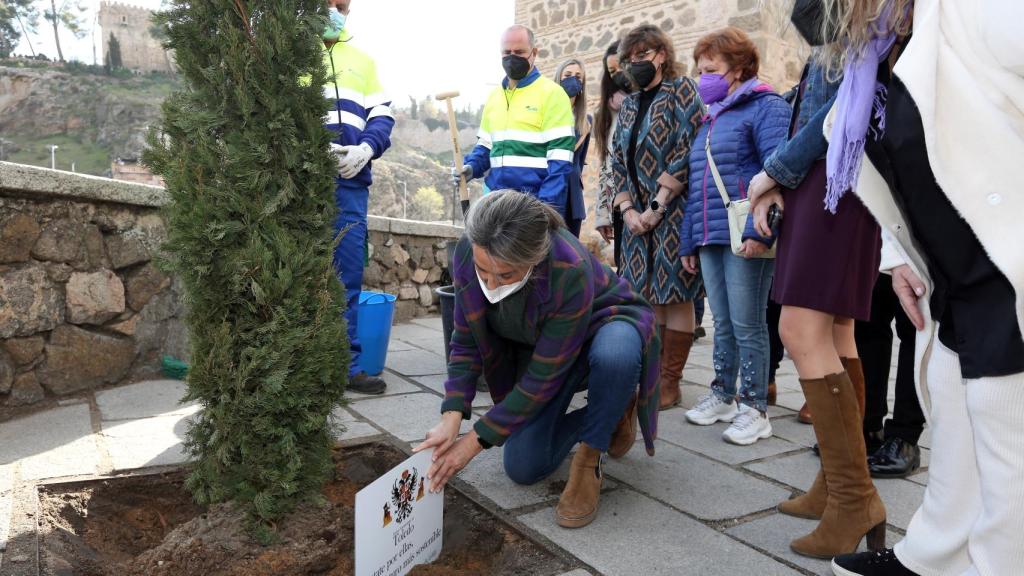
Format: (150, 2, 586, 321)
(367, 215, 463, 239)
(0, 162, 168, 208)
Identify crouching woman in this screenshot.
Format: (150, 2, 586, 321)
(415, 190, 660, 528)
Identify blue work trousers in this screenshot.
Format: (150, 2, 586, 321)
(333, 180, 368, 377)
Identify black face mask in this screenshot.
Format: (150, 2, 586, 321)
(502, 54, 532, 81)
(612, 70, 634, 92)
(628, 60, 657, 90)
(790, 0, 837, 46)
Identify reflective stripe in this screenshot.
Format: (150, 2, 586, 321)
(366, 105, 394, 120)
(490, 155, 549, 169)
(326, 110, 367, 130)
(488, 126, 575, 144)
(477, 130, 493, 148)
(365, 91, 390, 108)
(322, 85, 366, 108)
(546, 149, 573, 162)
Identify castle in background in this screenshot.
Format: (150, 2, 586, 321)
(98, 1, 175, 74)
(516, 0, 808, 236)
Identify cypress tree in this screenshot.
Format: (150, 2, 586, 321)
(143, 0, 347, 535)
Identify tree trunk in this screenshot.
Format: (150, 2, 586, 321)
(15, 12, 36, 57)
(49, 0, 63, 62)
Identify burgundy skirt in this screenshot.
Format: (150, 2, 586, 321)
(771, 159, 881, 321)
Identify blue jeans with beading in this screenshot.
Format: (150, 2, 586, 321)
(699, 245, 775, 413)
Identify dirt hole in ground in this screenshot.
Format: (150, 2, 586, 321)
(38, 443, 571, 576)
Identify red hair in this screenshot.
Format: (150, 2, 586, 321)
(693, 27, 760, 81)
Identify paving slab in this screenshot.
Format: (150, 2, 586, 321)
(519, 490, 801, 576)
(100, 414, 193, 470)
(95, 380, 195, 421)
(0, 465, 11, 552)
(345, 370, 423, 400)
(390, 322, 446, 344)
(459, 447, 617, 511)
(387, 339, 418, 352)
(770, 416, 818, 448)
(384, 348, 448, 377)
(681, 365, 716, 387)
(908, 470, 929, 486)
(774, 392, 807, 412)
(605, 440, 790, 521)
(872, 477, 925, 531)
(745, 451, 819, 492)
(347, 393, 475, 442)
(727, 513, 904, 576)
(656, 411, 804, 465)
(409, 316, 444, 331)
(410, 374, 496, 408)
(0, 405, 101, 481)
(555, 570, 593, 576)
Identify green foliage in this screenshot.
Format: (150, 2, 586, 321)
(410, 186, 444, 221)
(105, 33, 122, 72)
(142, 0, 347, 530)
(0, 0, 38, 58)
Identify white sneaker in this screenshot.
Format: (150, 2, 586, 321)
(722, 407, 773, 445)
(685, 393, 739, 426)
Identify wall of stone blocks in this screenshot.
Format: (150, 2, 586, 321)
(515, 0, 809, 241)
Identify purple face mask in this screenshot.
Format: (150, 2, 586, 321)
(698, 73, 730, 105)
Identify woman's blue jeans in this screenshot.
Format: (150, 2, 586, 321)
(699, 245, 775, 413)
(501, 321, 643, 486)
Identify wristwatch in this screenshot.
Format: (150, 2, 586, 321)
(649, 200, 667, 214)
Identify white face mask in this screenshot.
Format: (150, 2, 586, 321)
(477, 266, 533, 304)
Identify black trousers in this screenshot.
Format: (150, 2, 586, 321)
(768, 296, 785, 383)
(855, 274, 926, 444)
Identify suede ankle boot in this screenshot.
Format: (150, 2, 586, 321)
(556, 443, 603, 528)
(659, 329, 694, 410)
(608, 394, 637, 459)
(790, 372, 887, 559)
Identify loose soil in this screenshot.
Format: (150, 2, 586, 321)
(38, 443, 570, 576)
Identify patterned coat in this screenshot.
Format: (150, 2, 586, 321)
(611, 77, 704, 304)
(440, 228, 661, 455)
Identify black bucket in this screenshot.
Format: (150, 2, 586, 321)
(436, 285, 456, 362)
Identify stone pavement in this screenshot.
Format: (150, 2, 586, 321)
(0, 316, 927, 575)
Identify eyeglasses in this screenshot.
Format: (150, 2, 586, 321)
(628, 49, 656, 65)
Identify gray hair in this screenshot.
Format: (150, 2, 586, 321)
(464, 190, 564, 268)
(503, 24, 536, 48)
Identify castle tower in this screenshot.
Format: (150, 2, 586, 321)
(98, 1, 175, 73)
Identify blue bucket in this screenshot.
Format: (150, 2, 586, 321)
(356, 291, 396, 376)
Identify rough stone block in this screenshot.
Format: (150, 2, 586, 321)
(519, 490, 801, 576)
(390, 243, 410, 266)
(418, 284, 433, 307)
(0, 266, 64, 339)
(411, 268, 429, 284)
(2, 337, 45, 367)
(426, 267, 443, 283)
(30, 219, 84, 264)
(104, 231, 150, 269)
(7, 372, 44, 406)
(80, 225, 108, 270)
(0, 353, 12, 395)
(65, 269, 125, 325)
(38, 325, 136, 395)
(124, 263, 170, 312)
(0, 213, 40, 263)
(108, 314, 139, 336)
(398, 285, 418, 300)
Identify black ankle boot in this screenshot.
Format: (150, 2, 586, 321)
(349, 372, 386, 394)
(868, 437, 921, 479)
(832, 548, 919, 575)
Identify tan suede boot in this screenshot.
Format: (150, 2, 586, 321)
(767, 381, 777, 406)
(842, 357, 866, 417)
(658, 329, 694, 410)
(798, 402, 812, 424)
(608, 394, 637, 459)
(790, 372, 887, 559)
(556, 443, 603, 528)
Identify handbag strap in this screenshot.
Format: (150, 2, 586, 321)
(704, 128, 733, 208)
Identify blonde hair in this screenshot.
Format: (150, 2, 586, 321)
(554, 59, 588, 138)
(816, 0, 912, 79)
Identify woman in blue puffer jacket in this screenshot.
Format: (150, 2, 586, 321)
(679, 27, 791, 446)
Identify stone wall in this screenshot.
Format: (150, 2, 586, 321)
(0, 162, 184, 410)
(98, 1, 176, 74)
(0, 162, 461, 410)
(515, 0, 808, 239)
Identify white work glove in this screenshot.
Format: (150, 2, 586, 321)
(451, 164, 473, 188)
(336, 142, 374, 179)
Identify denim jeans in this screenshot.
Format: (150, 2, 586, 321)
(699, 245, 775, 413)
(502, 321, 643, 485)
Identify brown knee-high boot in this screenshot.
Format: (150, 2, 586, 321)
(790, 372, 886, 558)
(779, 357, 867, 520)
(658, 329, 694, 410)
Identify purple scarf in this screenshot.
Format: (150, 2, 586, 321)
(825, 15, 899, 213)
